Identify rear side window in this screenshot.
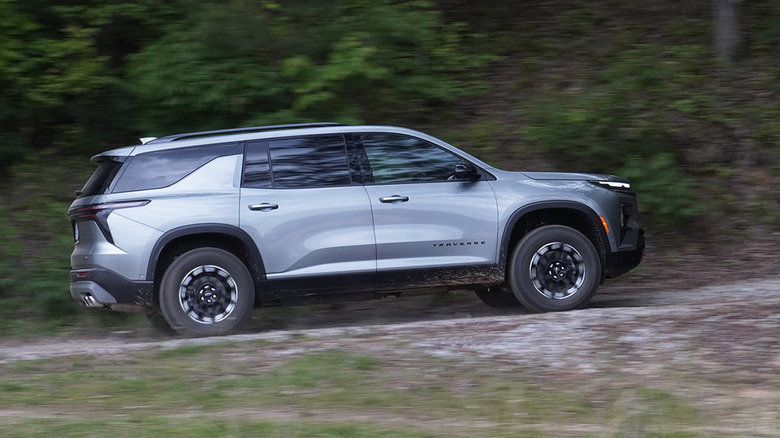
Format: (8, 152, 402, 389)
(77, 158, 124, 198)
(267, 135, 351, 188)
(111, 142, 241, 193)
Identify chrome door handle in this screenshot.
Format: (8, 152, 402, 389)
(248, 203, 279, 211)
(379, 195, 409, 203)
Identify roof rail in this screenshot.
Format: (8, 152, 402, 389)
(146, 122, 347, 144)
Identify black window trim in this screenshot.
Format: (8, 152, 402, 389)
(242, 139, 274, 189)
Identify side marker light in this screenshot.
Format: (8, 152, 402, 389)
(599, 216, 609, 233)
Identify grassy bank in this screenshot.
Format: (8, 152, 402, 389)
(0, 342, 707, 437)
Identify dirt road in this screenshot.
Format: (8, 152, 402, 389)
(3, 278, 779, 372)
(1, 278, 779, 435)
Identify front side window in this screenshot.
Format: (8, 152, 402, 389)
(359, 133, 463, 184)
(268, 135, 351, 188)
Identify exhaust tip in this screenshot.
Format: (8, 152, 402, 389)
(81, 294, 101, 308)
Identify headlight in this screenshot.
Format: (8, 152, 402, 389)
(593, 180, 631, 190)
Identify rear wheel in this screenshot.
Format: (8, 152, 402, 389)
(159, 248, 254, 336)
(508, 225, 600, 312)
(146, 311, 177, 336)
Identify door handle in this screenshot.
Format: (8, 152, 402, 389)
(379, 195, 409, 203)
(248, 203, 279, 211)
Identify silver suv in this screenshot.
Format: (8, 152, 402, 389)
(69, 123, 644, 336)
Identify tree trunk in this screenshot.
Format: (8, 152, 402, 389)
(713, 0, 744, 62)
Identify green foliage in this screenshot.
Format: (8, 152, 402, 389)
(0, 152, 88, 335)
(127, 0, 494, 133)
(518, 33, 780, 227)
(619, 154, 706, 226)
(0, 0, 185, 170)
(0, 206, 21, 292)
(519, 45, 707, 226)
(440, 118, 505, 165)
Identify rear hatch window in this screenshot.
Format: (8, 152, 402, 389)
(76, 158, 124, 198)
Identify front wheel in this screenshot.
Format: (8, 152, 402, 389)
(159, 248, 254, 337)
(508, 225, 600, 312)
(475, 286, 522, 308)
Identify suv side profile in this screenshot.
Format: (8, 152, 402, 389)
(69, 123, 644, 336)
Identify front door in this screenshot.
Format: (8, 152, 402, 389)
(356, 133, 499, 286)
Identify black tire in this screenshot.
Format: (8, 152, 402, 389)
(508, 225, 600, 312)
(475, 286, 522, 308)
(159, 248, 254, 337)
(146, 311, 178, 336)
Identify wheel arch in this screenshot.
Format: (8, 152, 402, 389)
(147, 224, 266, 303)
(500, 201, 608, 283)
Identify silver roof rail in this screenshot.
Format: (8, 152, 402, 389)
(145, 122, 346, 144)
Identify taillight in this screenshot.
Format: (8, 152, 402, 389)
(68, 200, 150, 244)
(68, 200, 149, 221)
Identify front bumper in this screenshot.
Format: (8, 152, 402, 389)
(70, 268, 154, 311)
(604, 228, 645, 278)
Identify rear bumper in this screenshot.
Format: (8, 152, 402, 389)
(70, 268, 154, 310)
(604, 228, 645, 278)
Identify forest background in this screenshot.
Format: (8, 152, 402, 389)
(1, 0, 779, 334)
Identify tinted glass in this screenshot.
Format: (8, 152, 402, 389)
(111, 142, 241, 193)
(243, 140, 272, 188)
(77, 158, 123, 198)
(269, 135, 351, 188)
(360, 133, 463, 184)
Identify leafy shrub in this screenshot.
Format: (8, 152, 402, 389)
(520, 44, 711, 227)
(619, 153, 706, 227)
(127, 0, 494, 133)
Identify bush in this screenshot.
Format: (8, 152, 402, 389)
(127, 0, 494, 134)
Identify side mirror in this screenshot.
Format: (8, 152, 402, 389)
(453, 163, 480, 181)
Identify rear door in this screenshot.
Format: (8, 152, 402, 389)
(356, 133, 499, 286)
(239, 134, 375, 296)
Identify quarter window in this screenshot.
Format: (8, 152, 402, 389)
(111, 142, 241, 193)
(360, 133, 463, 184)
